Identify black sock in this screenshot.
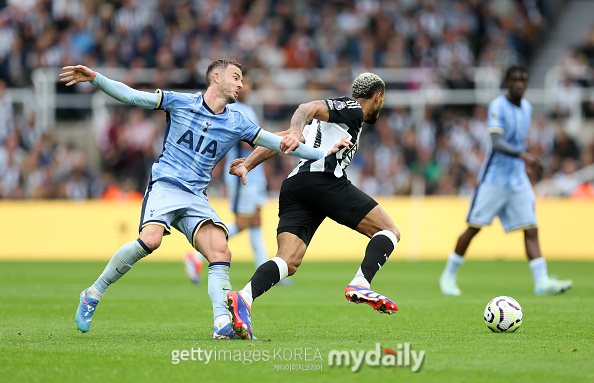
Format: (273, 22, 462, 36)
(360, 233, 396, 283)
(249, 260, 281, 300)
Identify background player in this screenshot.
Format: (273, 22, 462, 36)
(225, 73, 400, 340)
(60, 60, 343, 339)
(439, 66, 573, 296)
(183, 72, 291, 286)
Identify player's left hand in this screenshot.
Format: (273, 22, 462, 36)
(520, 152, 544, 173)
(326, 135, 353, 156)
(229, 158, 248, 185)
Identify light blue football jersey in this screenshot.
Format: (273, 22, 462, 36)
(151, 90, 262, 195)
(223, 101, 267, 187)
(478, 95, 532, 188)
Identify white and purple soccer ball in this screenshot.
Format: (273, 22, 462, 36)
(484, 296, 523, 333)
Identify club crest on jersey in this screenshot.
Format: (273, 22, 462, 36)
(176, 130, 217, 158)
(333, 100, 346, 110)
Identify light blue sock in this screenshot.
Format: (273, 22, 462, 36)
(208, 262, 232, 322)
(88, 239, 151, 300)
(529, 257, 548, 284)
(249, 226, 269, 268)
(226, 222, 239, 238)
(442, 252, 464, 277)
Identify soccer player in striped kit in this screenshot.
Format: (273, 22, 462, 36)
(225, 73, 401, 340)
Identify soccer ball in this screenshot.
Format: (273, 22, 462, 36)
(484, 296, 523, 333)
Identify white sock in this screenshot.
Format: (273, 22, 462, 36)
(442, 252, 464, 278)
(226, 222, 239, 238)
(214, 314, 231, 329)
(87, 285, 104, 300)
(249, 226, 269, 268)
(239, 285, 254, 306)
(350, 267, 370, 288)
(529, 257, 548, 284)
(208, 263, 232, 321)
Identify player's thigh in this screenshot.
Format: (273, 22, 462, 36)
(466, 183, 507, 227)
(355, 205, 399, 239)
(173, 194, 228, 256)
(322, 178, 379, 232)
(139, 181, 185, 235)
(277, 176, 326, 247)
(500, 186, 537, 232)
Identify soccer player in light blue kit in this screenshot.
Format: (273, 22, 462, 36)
(60, 60, 346, 339)
(440, 66, 573, 296)
(183, 72, 292, 285)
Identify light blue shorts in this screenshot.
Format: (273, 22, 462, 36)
(466, 183, 537, 232)
(226, 178, 267, 215)
(139, 180, 227, 248)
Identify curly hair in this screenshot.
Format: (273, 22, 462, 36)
(352, 72, 385, 99)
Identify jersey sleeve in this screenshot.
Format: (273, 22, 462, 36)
(487, 100, 505, 134)
(324, 97, 364, 125)
(155, 90, 196, 111)
(237, 111, 263, 145)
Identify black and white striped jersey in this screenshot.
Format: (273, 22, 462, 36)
(287, 97, 364, 179)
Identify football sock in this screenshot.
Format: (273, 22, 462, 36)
(442, 252, 465, 277)
(208, 262, 232, 322)
(249, 226, 269, 268)
(354, 230, 398, 285)
(241, 257, 288, 301)
(226, 222, 239, 238)
(88, 239, 151, 300)
(529, 257, 548, 284)
(214, 314, 231, 329)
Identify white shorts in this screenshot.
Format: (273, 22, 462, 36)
(226, 178, 267, 216)
(466, 183, 537, 232)
(139, 180, 227, 247)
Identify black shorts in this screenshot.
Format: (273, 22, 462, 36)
(277, 172, 378, 245)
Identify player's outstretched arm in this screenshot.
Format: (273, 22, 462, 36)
(59, 65, 159, 109)
(280, 100, 329, 154)
(232, 132, 351, 185)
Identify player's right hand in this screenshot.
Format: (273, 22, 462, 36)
(279, 132, 301, 154)
(229, 158, 248, 185)
(59, 65, 97, 86)
(520, 152, 544, 173)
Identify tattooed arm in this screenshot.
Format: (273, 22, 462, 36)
(279, 100, 330, 154)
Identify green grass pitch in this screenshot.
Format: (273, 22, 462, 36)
(1, 260, 592, 383)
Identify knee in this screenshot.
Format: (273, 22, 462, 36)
(375, 226, 400, 243)
(524, 228, 538, 239)
(250, 214, 261, 227)
(206, 246, 232, 263)
(286, 258, 302, 276)
(391, 226, 401, 243)
(139, 234, 162, 252)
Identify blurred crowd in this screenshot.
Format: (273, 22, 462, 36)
(0, 0, 593, 200)
(551, 26, 594, 119)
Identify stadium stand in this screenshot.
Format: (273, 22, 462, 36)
(0, 0, 593, 199)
